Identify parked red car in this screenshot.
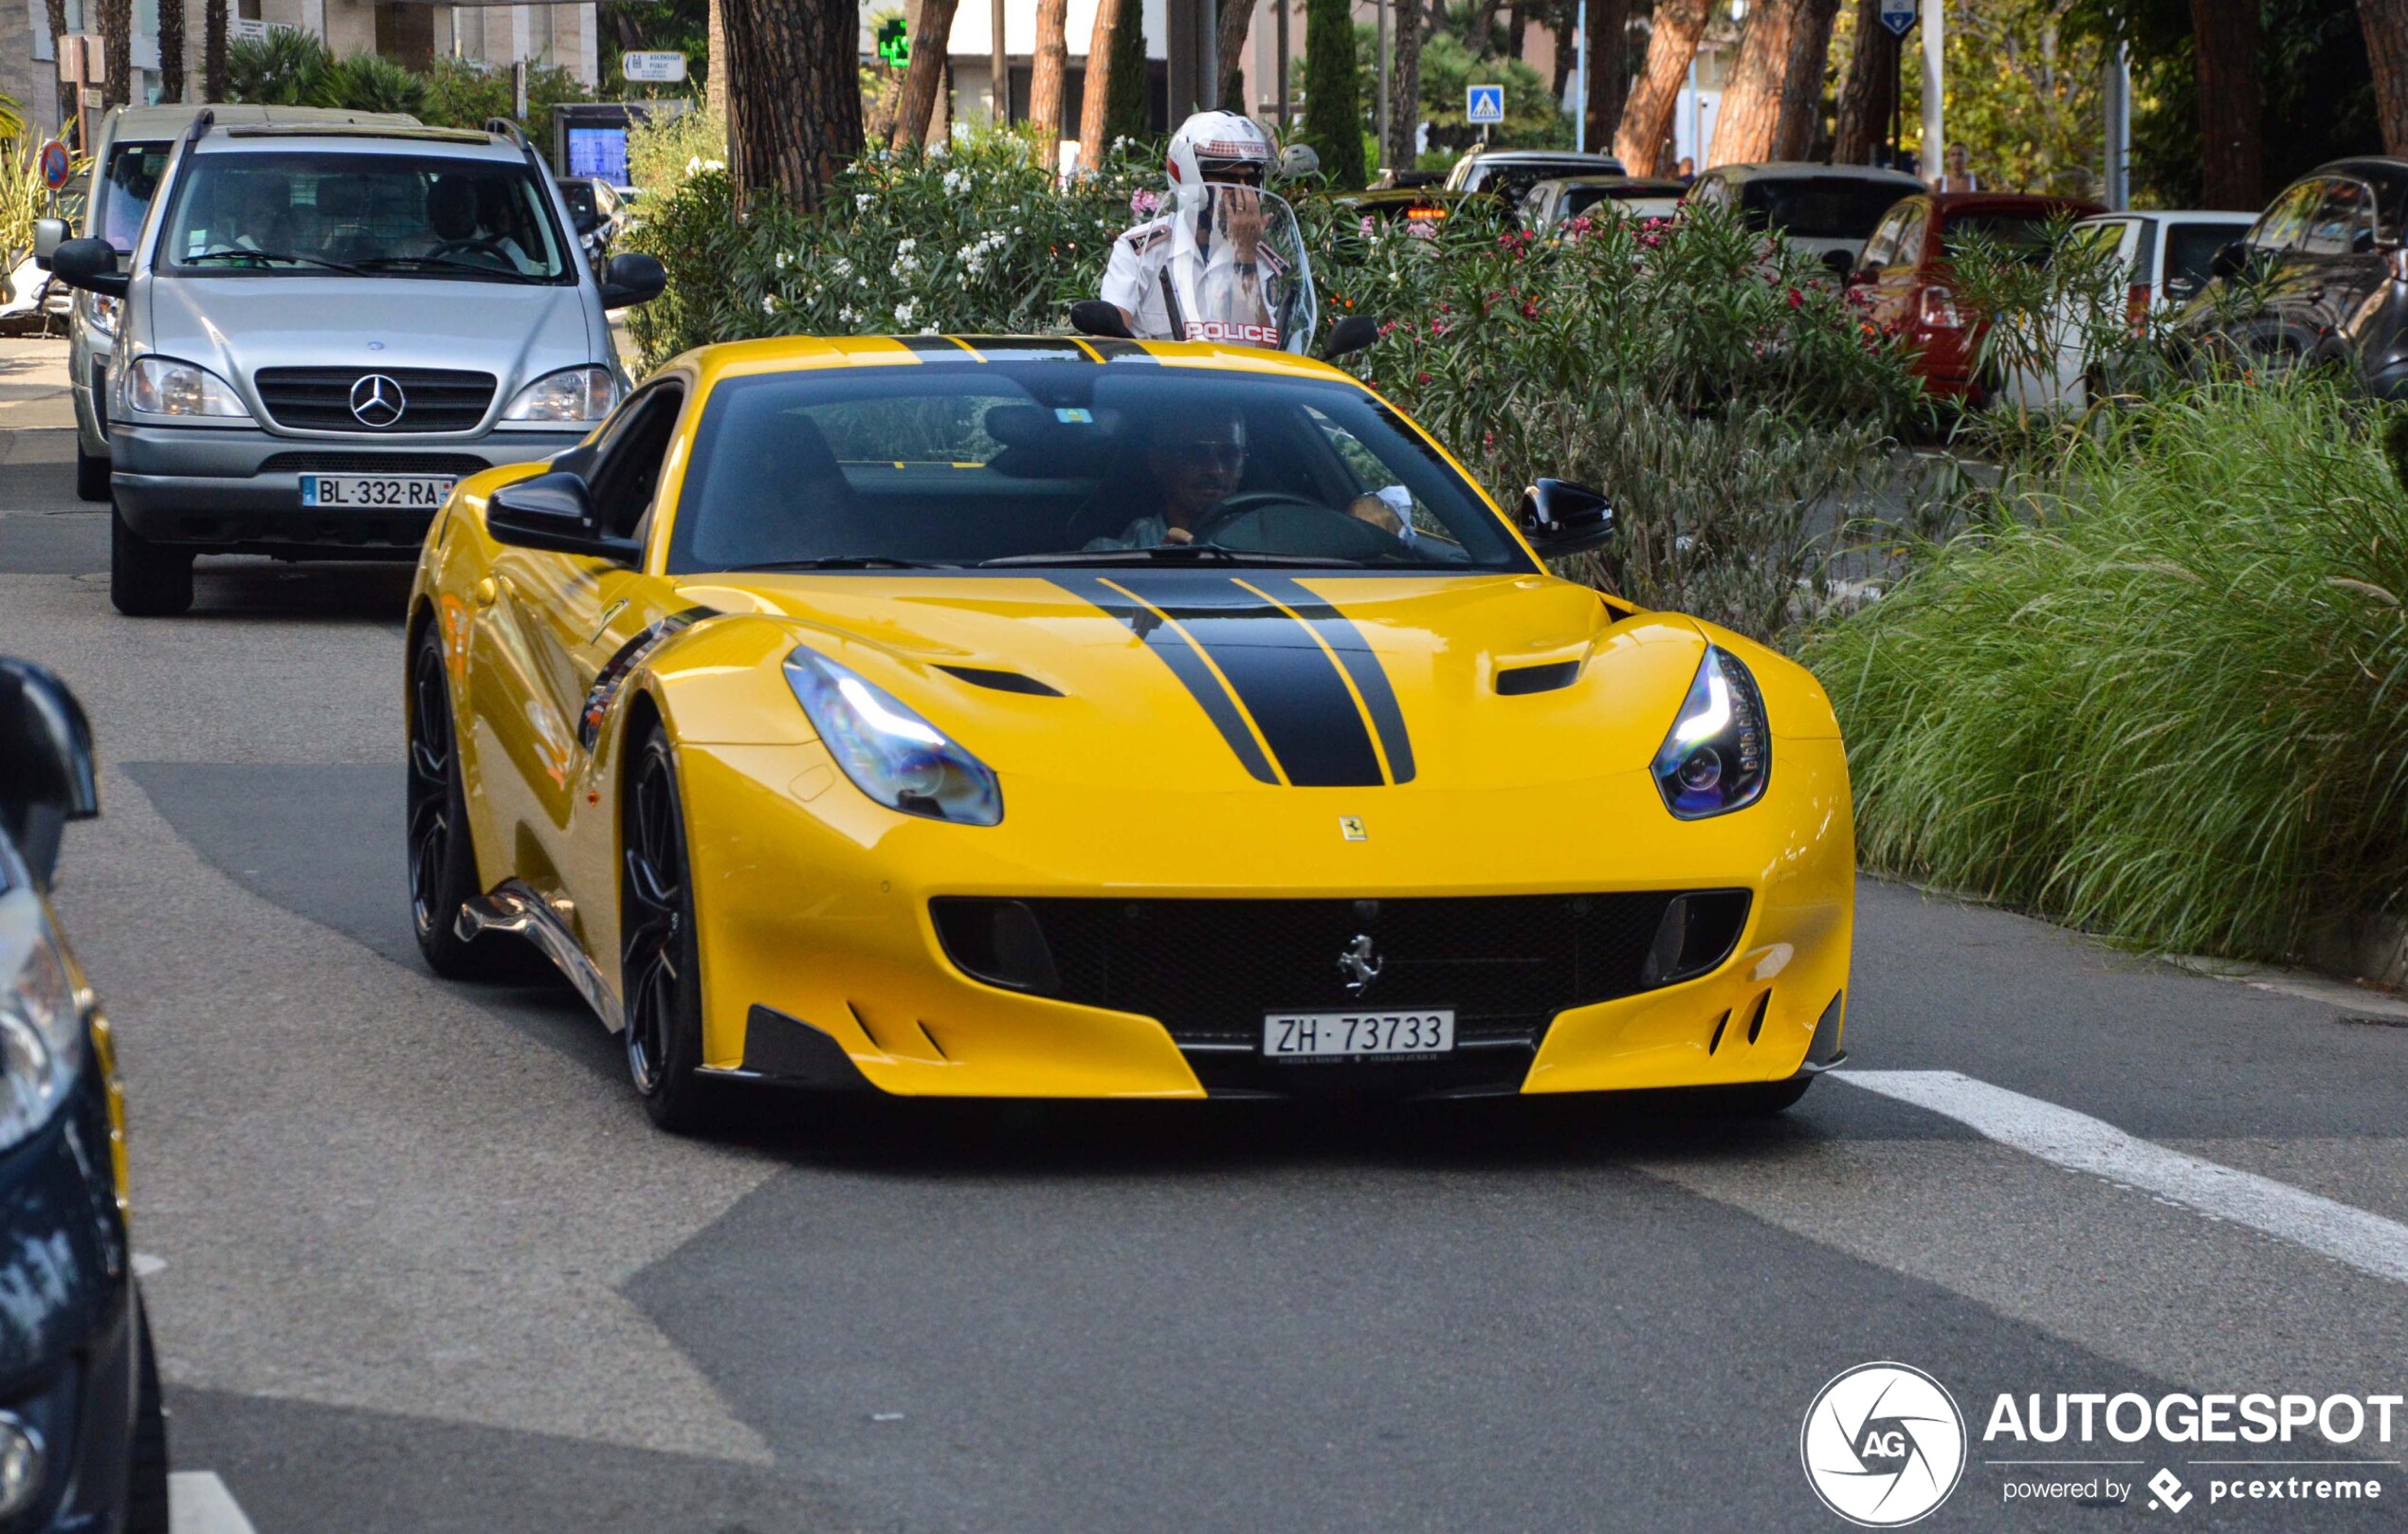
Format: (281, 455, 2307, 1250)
(1848, 192, 2106, 399)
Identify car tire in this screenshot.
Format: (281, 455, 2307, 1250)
(407, 626, 542, 981)
(123, 1297, 170, 1534)
(77, 444, 110, 502)
(109, 508, 193, 617)
(621, 725, 714, 1132)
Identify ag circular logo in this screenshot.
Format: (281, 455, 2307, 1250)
(349, 373, 407, 429)
(1800, 1362, 1966, 1526)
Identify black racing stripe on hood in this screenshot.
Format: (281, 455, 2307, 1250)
(1076, 337, 1161, 364)
(1237, 575, 1416, 785)
(894, 335, 982, 359)
(956, 338, 1098, 361)
(1052, 574, 1279, 783)
(1108, 574, 1385, 788)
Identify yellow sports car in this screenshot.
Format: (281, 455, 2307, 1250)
(406, 335, 1852, 1128)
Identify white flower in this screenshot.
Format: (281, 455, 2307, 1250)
(897, 238, 916, 255)
(838, 305, 860, 326)
(685, 155, 702, 174)
(942, 168, 970, 195)
(919, 323, 939, 335)
(774, 251, 789, 269)
(893, 300, 918, 328)
(762, 294, 778, 315)
(857, 192, 874, 210)
(703, 159, 724, 172)
(830, 257, 853, 279)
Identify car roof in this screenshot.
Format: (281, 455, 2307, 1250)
(1705, 161, 1922, 186)
(1927, 192, 2105, 216)
(2073, 209, 2253, 225)
(1532, 176, 1687, 194)
(102, 103, 423, 141)
(1466, 151, 1621, 165)
(193, 124, 517, 160)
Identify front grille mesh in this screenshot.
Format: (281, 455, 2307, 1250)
(254, 367, 496, 433)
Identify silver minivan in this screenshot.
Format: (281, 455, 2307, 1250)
(35, 103, 422, 503)
(44, 109, 663, 615)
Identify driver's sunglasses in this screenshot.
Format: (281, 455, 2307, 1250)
(1171, 440, 1247, 466)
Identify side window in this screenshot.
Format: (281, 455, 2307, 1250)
(2300, 180, 2373, 257)
(1689, 176, 1728, 212)
(1890, 207, 1927, 267)
(589, 383, 686, 539)
(1858, 208, 1906, 269)
(2250, 181, 2321, 253)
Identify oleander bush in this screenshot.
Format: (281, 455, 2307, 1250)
(1801, 376, 2408, 960)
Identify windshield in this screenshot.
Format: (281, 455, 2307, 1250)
(156, 152, 572, 282)
(1736, 178, 1910, 240)
(666, 363, 1531, 575)
(97, 141, 171, 251)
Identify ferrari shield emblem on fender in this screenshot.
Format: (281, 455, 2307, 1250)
(1339, 815, 1367, 841)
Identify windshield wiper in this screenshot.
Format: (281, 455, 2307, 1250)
(980, 547, 1366, 568)
(352, 255, 544, 283)
(181, 247, 365, 275)
(728, 556, 959, 571)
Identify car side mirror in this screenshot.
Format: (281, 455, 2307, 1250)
(572, 206, 603, 236)
(0, 660, 100, 891)
(1820, 248, 1856, 282)
(31, 218, 67, 265)
(484, 472, 640, 562)
(1517, 478, 1614, 558)
(46, 238, 127, 299)
(1321, 314, 1380, 360)
(1068, 300, 1134, 339)
(2210, 239, 2248, 282)
(597, 252, 666, 309)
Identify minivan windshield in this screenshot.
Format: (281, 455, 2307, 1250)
(155, 152, 572, 282)
(666, 362, 1530, 575)
(1737, 177, 1910, 239)
(97, 141, 172, 251)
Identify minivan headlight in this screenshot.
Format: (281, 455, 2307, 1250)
(502, 366, 619, 425)
(81, 291, 119, 338)
(0, 890, 85, 1156)
(126, 356, 250, 418)
(1652, 644, 1771, 818)
(782, 649, 1003, 825)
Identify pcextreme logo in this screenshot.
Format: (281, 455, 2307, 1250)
(1801, 1362, 1969, 1526)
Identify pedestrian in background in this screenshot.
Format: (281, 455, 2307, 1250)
(1935, 143, 1980, 192)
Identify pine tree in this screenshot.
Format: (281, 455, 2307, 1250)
(1303, 0, 1365, 187)
(1104, 0, 1150, 144)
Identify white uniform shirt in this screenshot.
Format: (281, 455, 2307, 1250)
(1100, 215, 1178, 339)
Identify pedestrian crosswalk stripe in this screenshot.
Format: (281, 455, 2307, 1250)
(170, 1471, 258, 1534)
(1840, 1069, 2408, 1288)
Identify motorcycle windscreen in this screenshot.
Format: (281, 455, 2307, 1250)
(1163, 183, 1319, 354)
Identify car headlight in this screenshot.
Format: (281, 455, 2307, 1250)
(0, 889, 85, 1155)
(501, 366, 620, 425)
(126, 356, 250, 418)
(1651, 644, 1770, 818)
(782, 648, 1003, 825)
(80, 291, 119, 338)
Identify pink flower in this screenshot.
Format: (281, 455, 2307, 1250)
(1415, 371, 1432, 384)
(1129, 189, 1162, 217)
(1786, 287, 1803, 308)
(1359, 215, 1377, 236)
(1521, 301, 1539, 319)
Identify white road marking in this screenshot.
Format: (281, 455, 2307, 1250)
(1841, 1069, 2408, 1287)
(133, 1252, 166, 1278)
(170, 1471, 258, 1534)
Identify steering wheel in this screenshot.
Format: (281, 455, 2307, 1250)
(429, 237, 511, 263)
(1192, 492, 1414, 559)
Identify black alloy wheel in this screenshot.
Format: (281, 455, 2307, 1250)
(407, 626, 535, 980)
(621, 726, 711, 1130)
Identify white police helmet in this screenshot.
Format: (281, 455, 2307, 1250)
(1166, 111, 1274, 190)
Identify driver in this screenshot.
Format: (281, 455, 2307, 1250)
(1102, 111, 1278, 342)
(1087, 404, 1249, 548)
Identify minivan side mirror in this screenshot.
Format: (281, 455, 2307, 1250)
(46, 238, 127, 299)
(31, 219, 68, 265)
(0, 660, 100, 890)
(597, 252, 666, 309)
(2209, 239, 2249, 282)
(483, 472, 641, 562)
(1517, 478, 1614, 558)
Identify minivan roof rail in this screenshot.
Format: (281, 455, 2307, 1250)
(182, 106, 215, 154)
(484, 116, 552, 182)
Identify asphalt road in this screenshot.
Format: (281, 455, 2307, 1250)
(7, 335, 2408, 1533)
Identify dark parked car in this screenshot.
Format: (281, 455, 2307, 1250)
(1517, 176, 1688, 232)
(557, 174, 627, 264)
(1849, 191, 2106, 400)
(2183, 157, 2408, 398)
(1683, 161, 1925, 277)
(1332, 187, 1471, 228)
(0, 660, 167, 1532)
(1442, 149, 1628, 209)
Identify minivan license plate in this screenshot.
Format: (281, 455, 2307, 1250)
(300, 474, 455, 509)
(1263, 1010, 1455, 1058)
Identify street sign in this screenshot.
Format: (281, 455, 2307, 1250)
(1878, 0, 1917, 36)
(621, 50, 687, 83)
(875, 17, 909, 67)
(37, 140, 71, 192)
(1467, 83, 1505, 125)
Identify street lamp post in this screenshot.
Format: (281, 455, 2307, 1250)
(992, 0, 1009, 126)
(1919, 0, 1942, 184)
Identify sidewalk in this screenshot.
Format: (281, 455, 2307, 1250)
(0, 337, 77, 464)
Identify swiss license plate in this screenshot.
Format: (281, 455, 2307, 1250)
(1263, 1009, 1456, 1058)
(299, 474, 455, 509)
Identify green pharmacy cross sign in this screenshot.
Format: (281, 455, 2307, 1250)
(877, 17, 910, 67)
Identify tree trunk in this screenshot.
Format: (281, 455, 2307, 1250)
(1831, 0, 1894, 164)
(1582, 0, 1628, 153)
(1548, 0, 1576, 98)
(1614, 0, 1706, 173)
(1769, 0, 1840, 159)
(1390, 0, 1422, 167)
(1030, 0, 1069, 169)
(1707, 0, 1808, 166)
(721, 0, 863, 211)
(707, 0, 728, 118)
(45, 0, 75, 129)
(1078, 0, 1119, 165)
(2191, 0, 2260, 209)
(891, 0, 959, 147)
(158, 0, 184, 104)
(2364, 0, 2408, 156)
(203, 0, 226, 101)
(1105, 0, 1149, 141)
(98, 0, 131, 110)
(1216, 0, 1252, 114)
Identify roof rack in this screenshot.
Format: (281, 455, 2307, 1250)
(484, 115, 552, 182)
(181, 106, 215, 155)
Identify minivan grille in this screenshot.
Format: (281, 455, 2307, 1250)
(254, 368, 496, 433)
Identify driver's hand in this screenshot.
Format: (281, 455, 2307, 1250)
(1345, 493, 1406, 536)
(1220, 188, 1265, 265)
(1162, 526, 1195, 544)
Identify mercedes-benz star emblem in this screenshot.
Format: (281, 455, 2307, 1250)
(1338, 934, 1383, 996)
(349, 373, 407, 429)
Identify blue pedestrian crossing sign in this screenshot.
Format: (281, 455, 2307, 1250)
(1878, 0, 1917, 35)
(1466, 84, 1505, 125)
